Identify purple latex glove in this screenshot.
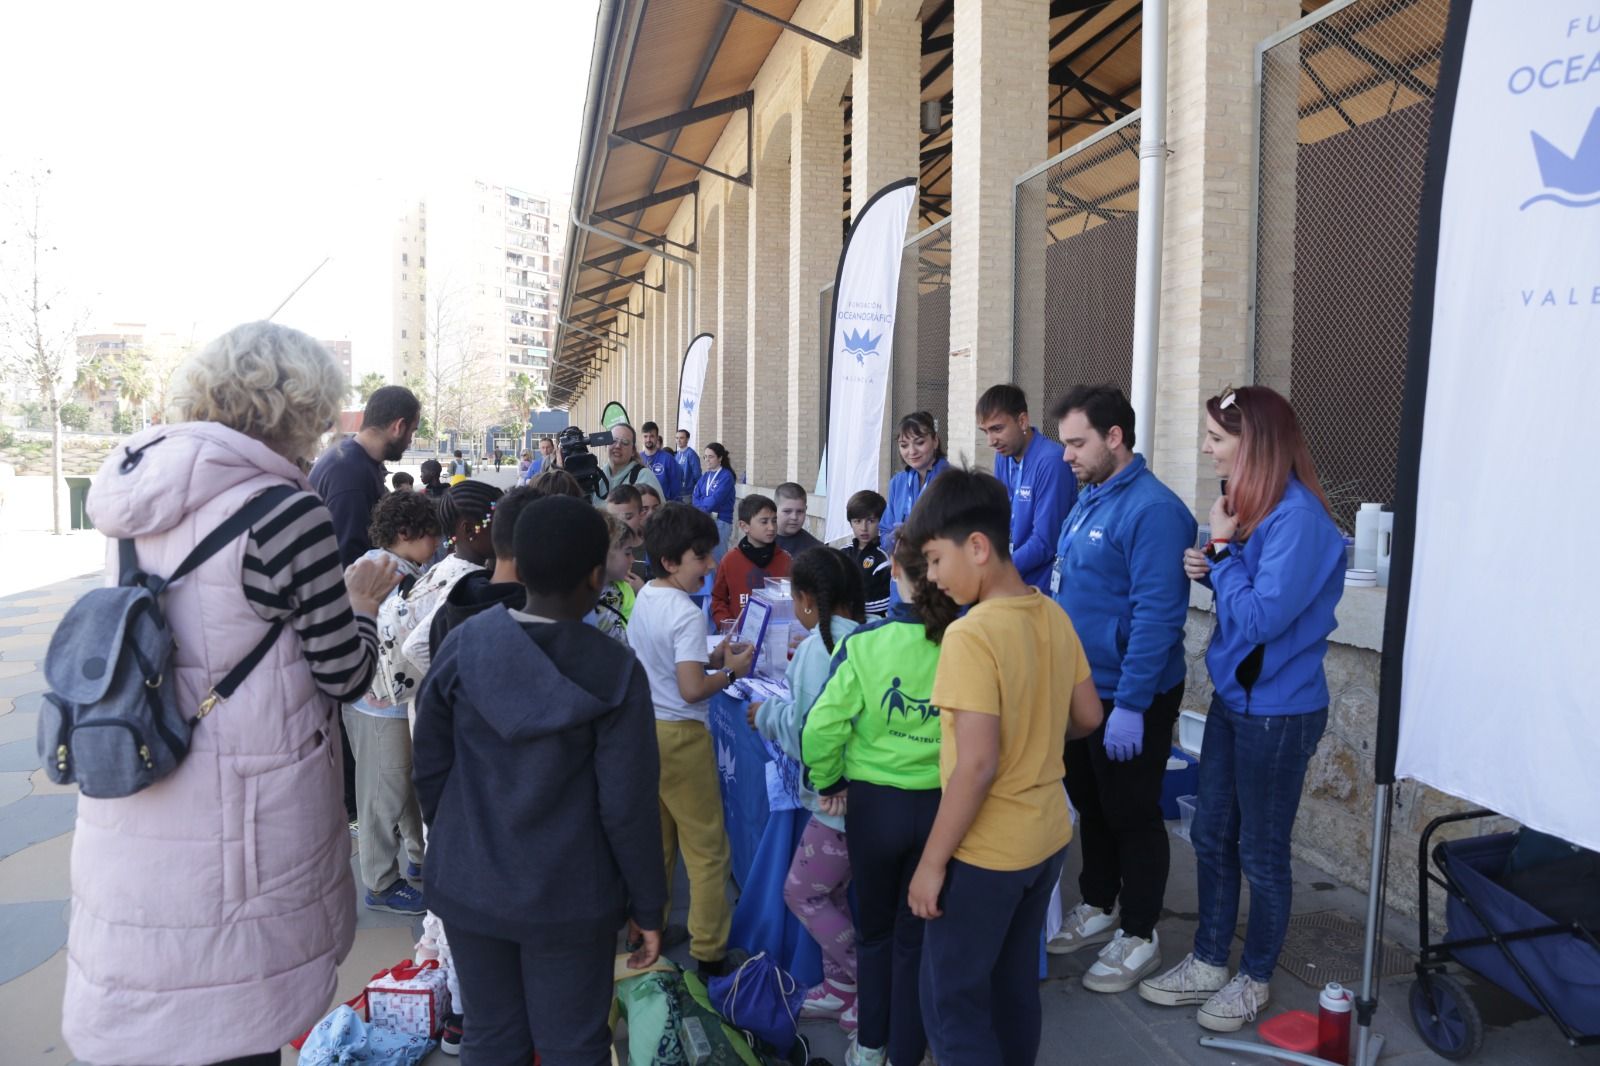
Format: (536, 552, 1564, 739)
(1103, 705, 1144, 762)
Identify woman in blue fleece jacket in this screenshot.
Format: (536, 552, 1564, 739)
(1138, 385, 1344, 1033)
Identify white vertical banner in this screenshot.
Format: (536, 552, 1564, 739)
(676, 332, 713, 448)
(824, 178, 918, 543)
(1392, 2, 1600, 850)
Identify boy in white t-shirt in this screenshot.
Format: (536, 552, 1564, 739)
(628, 503, 754, 976)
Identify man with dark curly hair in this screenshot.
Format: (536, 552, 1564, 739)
(346, 489, 444, 915)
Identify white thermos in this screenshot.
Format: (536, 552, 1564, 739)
(1353, 503, 1382, 572)
(1376, 510, 1394, 587)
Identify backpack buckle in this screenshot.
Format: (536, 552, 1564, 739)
(196, 691, 221, 718)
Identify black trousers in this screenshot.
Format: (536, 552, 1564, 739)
(846, 782, 941, 1066)
(1062, 682, 1184, 940)
(445, 922, 615, 1066)
(208, 1054, 279, 1066)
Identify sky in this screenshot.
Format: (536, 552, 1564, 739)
(0, 0, 601, 377)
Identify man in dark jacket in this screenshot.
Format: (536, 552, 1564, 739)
(413, 496, 666, 1062)
(309, 386, 420, 567)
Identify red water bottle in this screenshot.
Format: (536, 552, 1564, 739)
(1318, 982, 1353, 1064)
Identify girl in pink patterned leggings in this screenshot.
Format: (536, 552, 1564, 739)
(752, 547, 867, 1027)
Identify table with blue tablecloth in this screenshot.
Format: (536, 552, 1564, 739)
(707, 690, 823, 989)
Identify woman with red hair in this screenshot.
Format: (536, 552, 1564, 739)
(1138, 385, 1345, 1033)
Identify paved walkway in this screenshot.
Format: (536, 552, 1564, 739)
(0, 565, 1589, 1064)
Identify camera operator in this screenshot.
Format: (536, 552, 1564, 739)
(593, 423, 664, 507)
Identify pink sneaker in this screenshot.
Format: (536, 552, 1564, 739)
(801, 981, 856, 1020)
(839, 1000, 858, 1032)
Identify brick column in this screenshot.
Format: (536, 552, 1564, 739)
(1154, 0, 1299, 511)
(854, 0, 923, 489)
(789, 86, 845, 485)
(718, 187, 752, 461)
(948, 0, 1048, 466)
(748, 114, 792, 488)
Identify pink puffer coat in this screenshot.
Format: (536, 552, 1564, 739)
(63, 423, 357, 1065)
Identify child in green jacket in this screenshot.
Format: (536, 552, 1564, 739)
(800, 538, 961, 1066)
(751, 547, 866, 1028)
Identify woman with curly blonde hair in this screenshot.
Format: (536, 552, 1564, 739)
(65, 321, 400, 1066)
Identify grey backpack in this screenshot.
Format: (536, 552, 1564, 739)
(37, 484, 297, 798)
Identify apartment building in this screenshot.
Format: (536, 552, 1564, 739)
(391, 201, 428, 386)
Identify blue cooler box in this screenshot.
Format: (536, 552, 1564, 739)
(1160, 747, 1199, 820)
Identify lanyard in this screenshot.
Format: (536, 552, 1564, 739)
(1006, 451, 1024, 496)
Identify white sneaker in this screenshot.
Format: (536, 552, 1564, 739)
(1046, 901, 1121, 955)
(800, 980, 855, 1020)
(1082, 930, 1162, 993)
(1139, 953, 1231, 1006)
(1197, 973, 1271, 1032)
(844, 1033, 887, 1066)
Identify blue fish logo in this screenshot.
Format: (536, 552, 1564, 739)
(842, 327, 883, 366)
(1521, 107, 1600, 210)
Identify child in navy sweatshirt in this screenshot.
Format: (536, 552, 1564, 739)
(413, 495, 666, 1062)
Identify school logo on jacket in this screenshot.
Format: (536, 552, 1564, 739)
(881, 677, 936, 724)
(1088, 526, 1106, 545)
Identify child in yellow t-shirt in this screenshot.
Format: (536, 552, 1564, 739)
(904, 467, 1104, 1064)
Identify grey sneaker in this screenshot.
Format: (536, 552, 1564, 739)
(1047, 901, 1121, 955)
(1139, 953, 1231, 1006)
(1198, 973, 1271, 1032)
(844, 1033, 887, 1066)
(1083, 930, 1161, 993)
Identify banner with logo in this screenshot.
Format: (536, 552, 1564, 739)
(1385, 1, 1600, 850)
(823, 178, 918, 543)
(676, 332, 713, 448)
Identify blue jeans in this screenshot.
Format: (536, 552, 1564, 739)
(1191, 699, 1327, 982)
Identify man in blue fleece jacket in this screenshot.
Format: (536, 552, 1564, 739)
(978, 384, 1076, 589)
(413, 495, 666, 1062)
(1045, 385, 1197, 998)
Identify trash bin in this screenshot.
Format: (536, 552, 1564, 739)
(67, 477, 93, 530)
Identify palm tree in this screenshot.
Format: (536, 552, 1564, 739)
(355, 371, 388, 405)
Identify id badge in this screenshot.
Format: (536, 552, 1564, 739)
(1050, 559, 1062, 596)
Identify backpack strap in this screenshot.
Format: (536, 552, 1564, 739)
(196, 618, 286, 720)
(145, 484, 300, 597)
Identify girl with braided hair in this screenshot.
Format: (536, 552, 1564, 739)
(800, 534, 960, 1065)
(750, 547, 867, 1026)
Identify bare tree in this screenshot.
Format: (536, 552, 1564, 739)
(0, 168, 87, 534)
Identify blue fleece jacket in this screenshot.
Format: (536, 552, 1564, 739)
(641, 448, 680, 502)
(693, 468, 735, 523)
(1052, 455, 1196, 711)
(881, 457, 950, 555)
(1201, 477, 1345, 715)
(995, 429, 1076, 589)
(675, 447, 702, 500)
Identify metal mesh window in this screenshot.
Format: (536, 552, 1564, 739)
(1251, 0, 1448, 530)
(1013, 115, 1142, 438)
(906, 221, 951, 425)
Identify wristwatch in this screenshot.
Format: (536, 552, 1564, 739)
(722, 668, 737, 686)
(1208, 540, 1234, 562)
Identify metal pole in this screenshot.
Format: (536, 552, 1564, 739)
(1128, 0, 1167, 463)
(1355, 782, 1394, 1066)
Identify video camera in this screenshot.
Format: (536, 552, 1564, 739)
(558, 425, 614, 498)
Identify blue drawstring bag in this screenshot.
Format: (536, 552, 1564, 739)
(706, 951, 806, 1057)
(298, 1004, 434, 1066)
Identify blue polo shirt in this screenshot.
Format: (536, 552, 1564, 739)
(993, 428, 1076, 589)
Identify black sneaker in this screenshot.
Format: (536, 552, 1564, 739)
(697, 956, 730, 979)
(439, 1012, 463, 1056)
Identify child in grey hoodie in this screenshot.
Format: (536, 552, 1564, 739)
(413, 495, 666, 1063)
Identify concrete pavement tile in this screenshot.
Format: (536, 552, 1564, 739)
(0, 831, 72, 903)
(0, 607, 42, 620)
(0, 697, 15, 716)
(0, 711, 38, 745)
(0, 899, 68, 984)
(0, 794, 77, 860)
(0, 771, 33, 807)
(0, 673, 47, 699)
(21, 622, 62, 636)
(0, 737, 43, 773)
(0, 947, 73, 1064)
(0, 626, 23, 638)
(28, 768, 78, 797)
(0, 659, 39, 680)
